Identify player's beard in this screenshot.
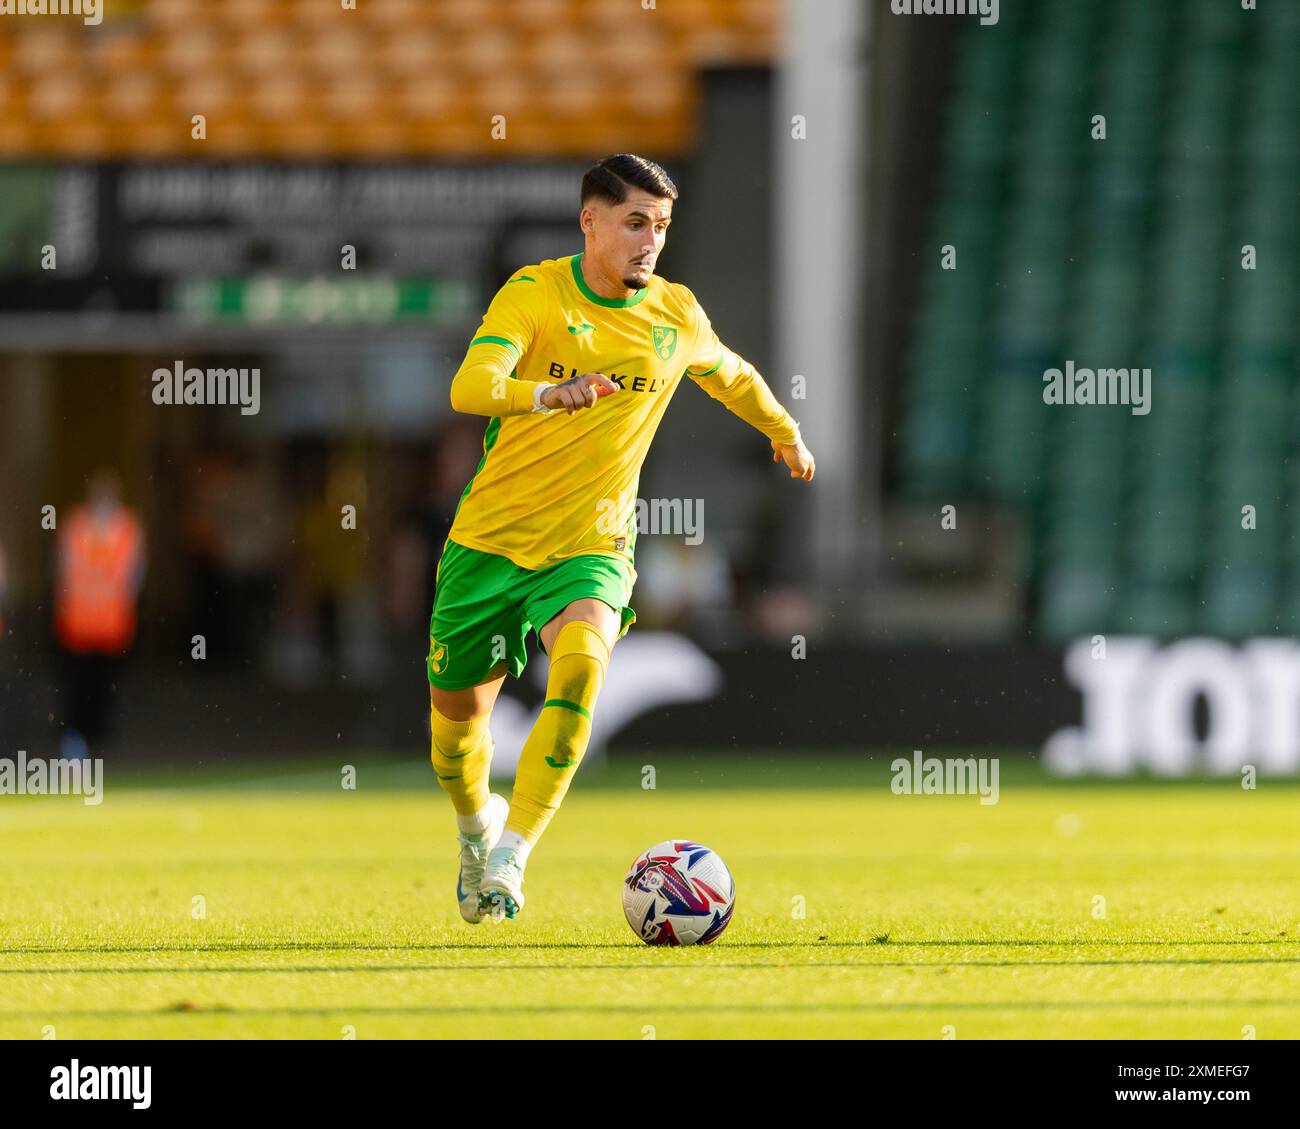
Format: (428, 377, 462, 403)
(623, 266, 651, 289)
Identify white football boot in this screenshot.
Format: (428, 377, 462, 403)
(456, 793, 509, 924)
(478, 846, 527, 921)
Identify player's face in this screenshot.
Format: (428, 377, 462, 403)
(590, 192, 673, 290)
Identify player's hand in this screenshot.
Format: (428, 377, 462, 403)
(541, 372, 620, 414)
(772, 437, 815, 481)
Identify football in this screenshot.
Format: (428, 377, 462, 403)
(621, 840, 735, 946)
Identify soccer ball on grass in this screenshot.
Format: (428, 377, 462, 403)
(621, 840, 735, 946)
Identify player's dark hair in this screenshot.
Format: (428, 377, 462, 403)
(580, 154, 678, 208)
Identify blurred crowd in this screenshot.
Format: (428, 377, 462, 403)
(1, 417, 805, 756)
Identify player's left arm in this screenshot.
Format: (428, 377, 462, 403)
(684, 295, 814, 482)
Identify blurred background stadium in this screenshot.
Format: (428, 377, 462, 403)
(0, 0, 1297, 779)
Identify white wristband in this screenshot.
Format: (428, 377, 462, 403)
(532, 384, 554, 414)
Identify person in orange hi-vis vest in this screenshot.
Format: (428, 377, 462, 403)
(54, 469, 146, 759)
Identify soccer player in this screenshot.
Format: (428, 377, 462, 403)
(428, 153, 815, 923)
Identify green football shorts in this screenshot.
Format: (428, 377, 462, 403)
(427, 538, 637, 690)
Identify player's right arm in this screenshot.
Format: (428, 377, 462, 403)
(449, 274, 552, 416)
(449, 270, 621, 417)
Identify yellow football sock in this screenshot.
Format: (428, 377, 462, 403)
(430, 702, 493, 817)
(507, 619, 610, 846)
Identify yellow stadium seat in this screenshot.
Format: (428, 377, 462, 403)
(0, 0, 774, 158)
(234, 29, 296, 75)
(10, 27, 76, 74)
(324, 77, 387, 122)
(159, 29, 223, 75)
(104, 74, 160, 120)
(250, 77, 307, 122)
(382, 30, 441, 74)
(305, 29, 369, 75)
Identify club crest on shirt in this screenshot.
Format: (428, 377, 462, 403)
(651, 325, 678, 361)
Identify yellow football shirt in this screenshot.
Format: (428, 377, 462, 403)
(446, 252, 801, 572)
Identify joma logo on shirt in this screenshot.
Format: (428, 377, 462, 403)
(546, 362, 669, 394)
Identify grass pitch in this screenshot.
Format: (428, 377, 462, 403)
(1, 753, 1298, 1039)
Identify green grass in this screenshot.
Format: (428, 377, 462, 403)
(1, 753, 1298, 1039)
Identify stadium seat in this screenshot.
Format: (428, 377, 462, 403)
(898, 0, 1300, 640)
